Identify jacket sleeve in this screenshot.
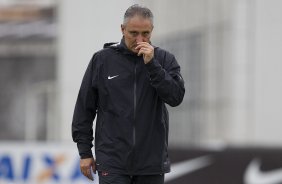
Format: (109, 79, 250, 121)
(145, 52, 185, 107)
(72, 54, 98, 159)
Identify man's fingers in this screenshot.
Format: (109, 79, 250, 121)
(137, 49, 143, 56)
(136, 41, 149, 46)
(135, 44, 150, 51)
(135, 42, 151, 50)
(138, 47, 148, 54)
(136, 42, 154, 63)
(86, 169, 94, 181)
(80, 158, 96, 181)
(81, 168, 93, 181)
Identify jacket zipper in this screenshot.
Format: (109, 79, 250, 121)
(133, 61, 137, 147)
(129, 59, 137, 174)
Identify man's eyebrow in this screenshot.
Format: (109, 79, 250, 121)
(129, 31, 150, 33)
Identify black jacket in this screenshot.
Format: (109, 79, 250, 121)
(72, 38, 185, 175)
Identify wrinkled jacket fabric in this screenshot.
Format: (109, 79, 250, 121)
(72, 38, 185, 175)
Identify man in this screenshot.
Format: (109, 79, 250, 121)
(72, 4, 185, 184)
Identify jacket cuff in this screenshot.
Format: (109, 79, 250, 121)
(145, 59, 161, 73)
(77, 143, 93, 159)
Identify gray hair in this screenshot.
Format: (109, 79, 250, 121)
(123, 4, 154, 25)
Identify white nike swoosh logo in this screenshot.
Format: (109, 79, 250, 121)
(244, 158, 282, 184)
(108, 75, 119, 79)
(165, 155, 213, 183)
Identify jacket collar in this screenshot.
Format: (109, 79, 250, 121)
(118, 37, 138, 56)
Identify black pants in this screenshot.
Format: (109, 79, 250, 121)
(98, 172, 164, 184)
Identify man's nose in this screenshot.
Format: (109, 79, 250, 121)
(136, 35, 144, 43)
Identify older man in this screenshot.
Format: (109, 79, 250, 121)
(72, 4, 185, 184)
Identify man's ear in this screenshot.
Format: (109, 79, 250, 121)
(121, 24, 125, 35)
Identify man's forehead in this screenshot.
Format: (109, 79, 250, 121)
(124, 23, 152, 33)
(126, 15, 153, 26)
